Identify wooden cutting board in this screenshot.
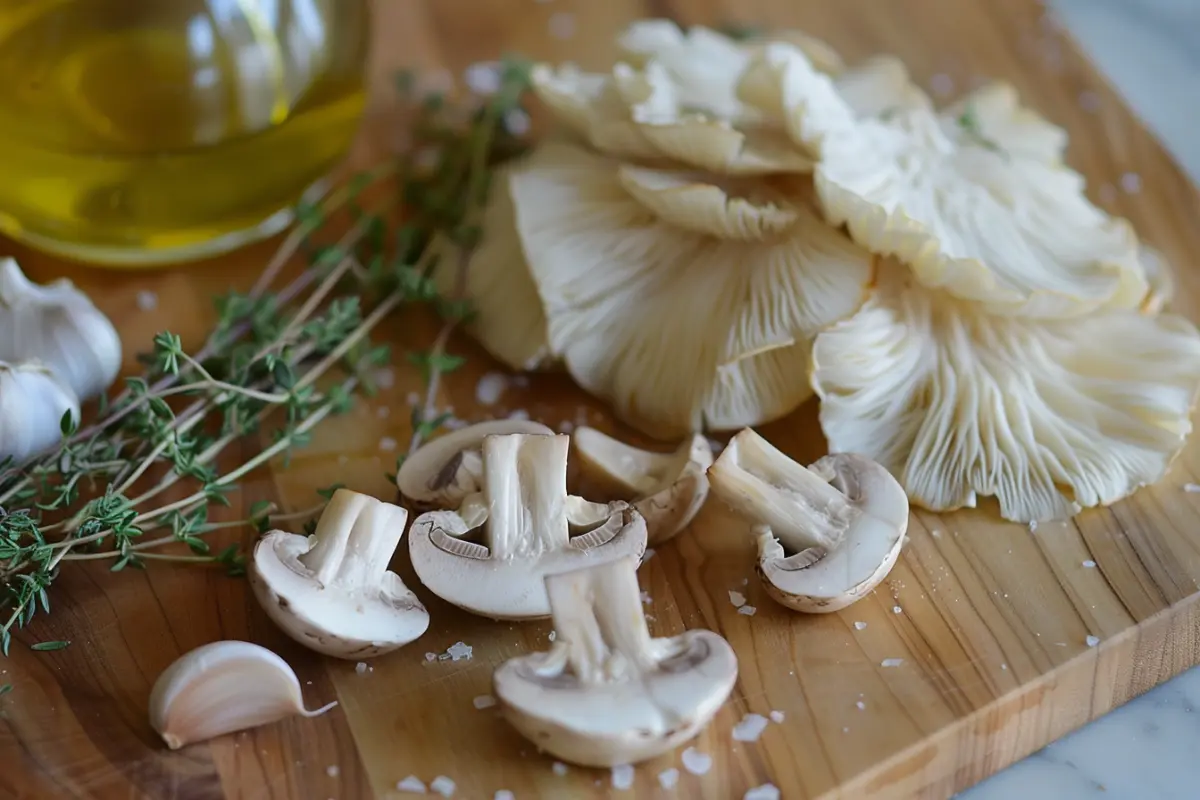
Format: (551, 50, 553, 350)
(4, 1, 1200, 798)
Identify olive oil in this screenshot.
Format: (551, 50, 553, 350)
(0, 0, 369, 265)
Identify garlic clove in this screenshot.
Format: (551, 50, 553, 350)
(0, 360, 80, 461)
(0, 258, 122, 401)
(148, 640, 337, 750)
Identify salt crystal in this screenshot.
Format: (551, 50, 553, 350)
(1029, 520, 1038, 532)
(376, 406, 390, 419)
(854, 621, 867, 630)
(929, 73, 954, 97)
(855, 701, 866, 710)
(473, 694, 497, 710)
(658, 768, 679, 789)
(640, 591, 652, 605)
(738, 605, 757, 617)
(355, 662, 370, 675)
(446, 641, 473, 661)
(548, 631, 557, 641)
(843, 726, 850, 733)
(1120, 172, 1142, 194)
(1186, 483, 1200, 493)
(681, 747, 712, 775)
(379, 437, 398, 452)
(508, 409, 531, 421)
(548, 11, 576, 39)
(326, 765, 340, 777)
(611, 764, 634, 790)
(136, 290, 158, 311)
(406, 391, 421, 406)
(892, 606, 902, 614)
(397, 775, 427, 793)
(769, 710, 785, 723)
(464, 62, 501, 95)
(881, 658, 904, 668)
(431, 775, 456, 797)
(931, 529, 942, 538)
(728, 590, 746, 608)
(374, 367, 395, 389)
(732, 713, 769, 742)
(504, 109, 531, 136)
(1086, 635, 1100, 647)
(556, 420, 575, 434)
(494, 792, 515, 800)
(425, 652, 437, 662)
(552, 762, 569, 776)
(744, 784, 780, 800)
(475, 372, 509, 405)
(1083, 560, 1096, 568)
(1001, 663, 1008, 670)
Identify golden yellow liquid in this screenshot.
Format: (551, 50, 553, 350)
(0, 0, 369, 266)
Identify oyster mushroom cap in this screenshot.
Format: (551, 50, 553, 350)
(493, 555, 737, 767)
(396, 419, 554, 509)
(573, 427, 713, 544)
(408, 433, 647, 620)
(249, 489, 429, 659)
(708, 428, 908, 613)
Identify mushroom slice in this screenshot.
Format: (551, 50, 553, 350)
(810, 263, 1200, 523)
(573, 427, 713, 544)
(493, 555, 737, 767)
(509, 140, 872, 437)
(409, 433, 647, 620)
(707, 428, 908, 612)
(433, 164, 552, 371)
(396, 419, 554, 509)
(250, 489, 429, 659)
(739, 43, 1147, 318)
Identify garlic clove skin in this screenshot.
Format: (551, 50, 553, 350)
(0, 258, 122, 401)
(148, 640, 337, 750)
(0, 361, 80, 461)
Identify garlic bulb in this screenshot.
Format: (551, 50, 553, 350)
(148, 640, 337, 750)
(0, 258, 122, 401)
(0, 361, 79, 461)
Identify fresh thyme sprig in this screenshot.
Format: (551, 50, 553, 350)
(0, 57, 534, 656)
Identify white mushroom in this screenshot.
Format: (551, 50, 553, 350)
(396, 419, 553, 509)
(249, 489, 429, 659)
(572, 427, 712, 544)
(0, 258, 121, 401)
(409, 432, 647, 620)
(810, 263, 1200, 522)
(507, 140, 873, 437)
(738, 43, 1148, 318)
(707, 428, 908, 613)
(149, 640, 337, 750)
(492, 555, 737, 766)
(0, 361, 80, 461)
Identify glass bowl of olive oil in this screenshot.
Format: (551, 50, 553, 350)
(0, 0, 369, 266)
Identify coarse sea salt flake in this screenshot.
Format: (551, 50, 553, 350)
(611, 764, 634, 790)
(745, 784, 781, 800)
(355, 662, 370, 675)
(732, 713, 769, 742)
(855, 700, 866, 710)
(464, 62, 501, 95)
(854, 621, 867, 630)
(430, 775, 456, 797)
(494, 792, 515, 800)
(552, 762, 568, 776)
(326, 765, 339, 777)
(136, 290, 158, 311)
(379, 437, 398, 452)
(397, 775, 426, 793)
(447, 641, 473, 661)
(892, 606, 902, 614)
(658, 768, 679, 789)
(881, 658, 904, 668)
(475, 372, 509, 405)
(1185, 483, 1200, 493)
(681, 747, 711, 775)
(769, 710, 785, 723)
(1086, 635, 1100, 647)
(728, 590, 746, 607)
(738, 605, 757, 616)
(1083, 560, 1096, 568)
(473, 694, 497, 709)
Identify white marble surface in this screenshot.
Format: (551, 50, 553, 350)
(959, 1, 1200, 797)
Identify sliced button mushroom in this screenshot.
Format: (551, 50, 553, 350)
(572, 427, 712, 544)
(708, 428, 908, 613)
(249, 489, 430, 659)
(493, 555, 737, 767)
(396, 420, 553, 509)
(409, 433, 647, 620)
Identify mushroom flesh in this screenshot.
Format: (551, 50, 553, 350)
(572, 427, 713, 544)
(396, 419, 553, 509)
(409, 432, 647, 620)
(250, 488, 429, 659)
(493, 555, 737, 767)
(708, 428, 908, 612)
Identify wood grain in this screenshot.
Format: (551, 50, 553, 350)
(3, 0, 1200, 798)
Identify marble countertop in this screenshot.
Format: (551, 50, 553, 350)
(961, 1, 1200, 797)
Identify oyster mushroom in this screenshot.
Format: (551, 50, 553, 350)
(708, 428, 908, 613)
(396, 419, 553, 510)
(810, 263, 1200, 522)
(493, 555, 737, 766)
(738, 43, 1148, 317)
(507, 139, 873, 437)
(250, 489, 429, 659)
(572, 427, 712, 544)
(409, 432, 647, 620)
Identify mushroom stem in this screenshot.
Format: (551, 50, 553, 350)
(298, 490, 405, 589)
(484, 433, 571, 560)
(544, 556, 658, 684)
(708, 429, 857, 552)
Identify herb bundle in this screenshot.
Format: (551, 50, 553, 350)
(0, 59, 534, 656)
